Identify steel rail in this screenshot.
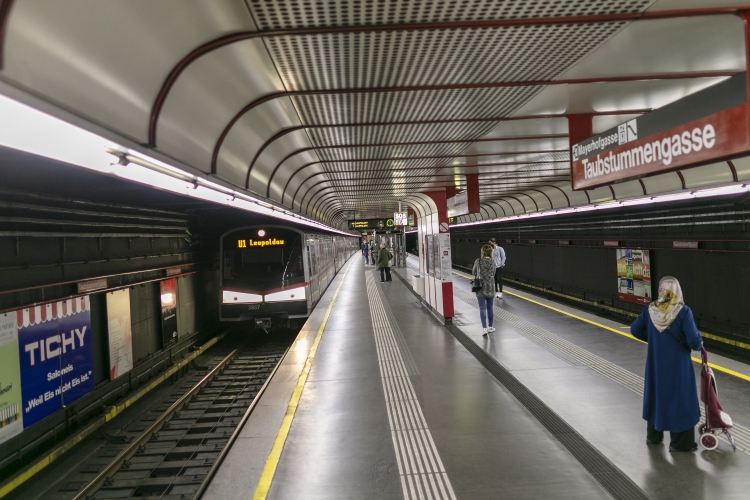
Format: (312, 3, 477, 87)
(192, 345, 292, 499)
(0, 260, 197, 295)
(72, 348, 239, 500)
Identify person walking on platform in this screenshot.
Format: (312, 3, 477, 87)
(473, 244, 497, 336)
(377, 243, 392, 282)
(489, 238, 506, 298)
(363, 241, 370, 265)
(630, 276, 703, 452)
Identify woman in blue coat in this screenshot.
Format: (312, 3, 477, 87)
(630, 276, 703, 451)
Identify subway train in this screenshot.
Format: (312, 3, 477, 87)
(219, 225, 358, 329)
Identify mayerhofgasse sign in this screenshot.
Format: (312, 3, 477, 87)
(571, 73, 749, 190)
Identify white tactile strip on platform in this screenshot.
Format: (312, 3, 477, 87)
(453, 287, 750, 455)
(366, 272, 457, 500)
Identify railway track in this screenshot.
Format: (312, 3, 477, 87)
(22, 340, 290, 500)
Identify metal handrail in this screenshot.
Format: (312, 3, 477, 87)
(73, 349, 239, 500)
(192, 345, 291, 499)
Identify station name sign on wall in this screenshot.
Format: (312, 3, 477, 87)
(571, 73, 749, 190)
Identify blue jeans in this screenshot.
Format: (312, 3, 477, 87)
(477, 296, 494, 328)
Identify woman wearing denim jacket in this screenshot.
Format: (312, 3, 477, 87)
(472, 244, 497, 336)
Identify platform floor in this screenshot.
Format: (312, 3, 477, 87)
(204, 255, 750, 500)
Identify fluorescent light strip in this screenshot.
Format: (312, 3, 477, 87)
(0, 93, 353, 236)
(452, 183, 750, 228)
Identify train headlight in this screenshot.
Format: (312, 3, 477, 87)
(257, 229, 266, 237)
(265, 285, 306, 303)
(222, 290, 262, 304)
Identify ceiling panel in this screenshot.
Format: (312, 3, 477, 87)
(250, 0, 654, 29)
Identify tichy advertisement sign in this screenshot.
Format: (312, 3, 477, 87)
(160, 279, 178, 348)
(0, 312, 23, 444)
(571, 73, 750, 190)
(107, 289, 133, 380)
(17, 298, 94, 428)
(616, 249, 652, 305)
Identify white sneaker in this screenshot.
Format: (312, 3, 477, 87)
(487, 326, 496, 332)
(482, 328, 489, 336)
(497, 293, 503, 299)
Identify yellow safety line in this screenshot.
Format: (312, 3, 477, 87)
(252, 260, 353, 500)
(0, 333, 225, 499)
(452, 270, 750, 384)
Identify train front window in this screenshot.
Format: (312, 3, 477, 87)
(223, 229, 305, 290)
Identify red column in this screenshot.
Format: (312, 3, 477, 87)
(567, 114, 594, 190)
(466, 173, 480, 214)
(446, 185, 458, 200)
(423, 191, 454, 320)
(567, 113, 594, 146)
(739, 13, 750, 136)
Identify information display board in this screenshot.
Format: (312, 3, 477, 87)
(616, 249, 652, 305)
(439, 234, 452, 283)
(447, 191, 469, 218)
(348, 219, 385, 230)
(18, 299, 94, 428)
(393, 212, 408, 226)
(0, 312, 22, 444)
(107, 289, 133, 380)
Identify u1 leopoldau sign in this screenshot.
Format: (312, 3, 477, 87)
(571, 73, 749, 190)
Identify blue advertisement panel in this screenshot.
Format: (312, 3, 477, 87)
(17, 299, 94, 428)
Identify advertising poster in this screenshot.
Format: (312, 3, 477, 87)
(18, 298, 94, 428)
(107, 289, 133, 380)
(616, 249, 652, 305)
(439, 234, 453, 283)
(0, 313, 23, 444)
(426, 235, 434, 276)
(160, 279, 178, 348)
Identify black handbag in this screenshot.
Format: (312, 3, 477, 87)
(471, 259, 483, 292)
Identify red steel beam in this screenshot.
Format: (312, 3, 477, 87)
(149, 6, 748, 145)
(265, 149, 565, 197)
(265, 134, 569, 195)
(304, 176, 569, 210)
(221, 109, 647, 177)
(0, 0, 14, 70)
(286, 161, 569, 206)
(236, 75, 731, 187)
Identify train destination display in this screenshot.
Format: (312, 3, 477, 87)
(347, 219, 385, 230)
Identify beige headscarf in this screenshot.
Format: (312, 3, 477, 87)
(648, 276, 684, 332)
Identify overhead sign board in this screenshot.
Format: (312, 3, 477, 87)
(347, 219, 385, 230)
(447, 191, 469, 218)
(571, 73, 749, 190)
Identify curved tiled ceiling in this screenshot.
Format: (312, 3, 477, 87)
(0, 0, 748, 228)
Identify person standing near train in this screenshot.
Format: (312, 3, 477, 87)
(363, 240, 370, 265)
(377, 243, 392, 282)
(489, 238, 506, 299)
